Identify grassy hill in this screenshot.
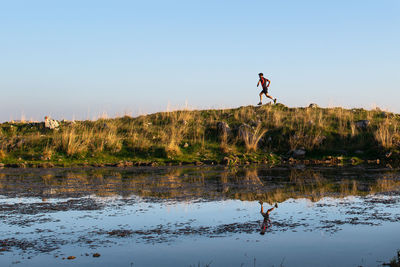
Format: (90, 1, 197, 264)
(0, 104, 399, 168)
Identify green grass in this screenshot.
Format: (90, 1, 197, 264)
(1, 104, 400, 167)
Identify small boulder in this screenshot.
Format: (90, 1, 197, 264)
(291, 148, 306, 158)
(308, 103, 319, 108)
(44, 116, 60, 129)
(316, 136, 327, 145)
(249, 120, 260, 127)
(217, 122, 231, 138)
(355, 120, 370, 129)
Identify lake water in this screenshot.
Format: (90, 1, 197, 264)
(0, 166, 399, 267)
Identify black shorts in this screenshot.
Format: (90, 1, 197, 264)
(261, 212, 269, 220)
(261, 87, 268, 94)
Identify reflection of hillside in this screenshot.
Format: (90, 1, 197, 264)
(0, 167, 399, 202)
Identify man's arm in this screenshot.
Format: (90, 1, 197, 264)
(266, 79, 271, 87)
(257, 80, 260, 87)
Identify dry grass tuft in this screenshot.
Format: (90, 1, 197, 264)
(240, 125, 267, 152)
(51, 121, 123, 156)
(41, 145, 53, 160)
(55, 127, 92, 156)
(95, 123, 122, 153)
(375, 118, 399, 149)
(0, 149, 6, 160)
(288, 125, 324, 150)
(158, 110, 193, 156)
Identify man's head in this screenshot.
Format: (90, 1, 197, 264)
(258, 73, 264, 77)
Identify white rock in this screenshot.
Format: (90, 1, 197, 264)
(44, 116, 60, 129)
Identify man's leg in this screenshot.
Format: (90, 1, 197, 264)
(265, 94, 274, 100)
(258, 92, 263, 105)
(265, 93, 277, 104)
(259, 200, 264, 213)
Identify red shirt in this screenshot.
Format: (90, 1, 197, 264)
(260, 77, 269, 88)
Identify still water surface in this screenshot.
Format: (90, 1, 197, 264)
(0, 166, 399, 267)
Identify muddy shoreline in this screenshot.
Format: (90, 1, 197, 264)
(0, 157, 394, 169)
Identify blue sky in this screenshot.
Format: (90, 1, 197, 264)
(0, 0, 399, 121)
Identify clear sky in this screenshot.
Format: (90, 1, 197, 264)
(1, 0, 399, 122)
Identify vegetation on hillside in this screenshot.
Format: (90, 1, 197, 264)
(0, 104, 399, 167)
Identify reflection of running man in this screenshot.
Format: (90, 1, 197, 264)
(259, 200, 278, 235)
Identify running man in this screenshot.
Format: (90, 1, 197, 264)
(257, 73, 277, 105)
(259, 200, 278, 235)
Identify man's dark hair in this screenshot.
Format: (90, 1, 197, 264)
(258, 73, 264, 76)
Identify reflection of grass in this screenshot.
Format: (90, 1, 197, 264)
(1, 167, 399, 203)
(1, 105, 400, 167)
(370, 178, 400, 195)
